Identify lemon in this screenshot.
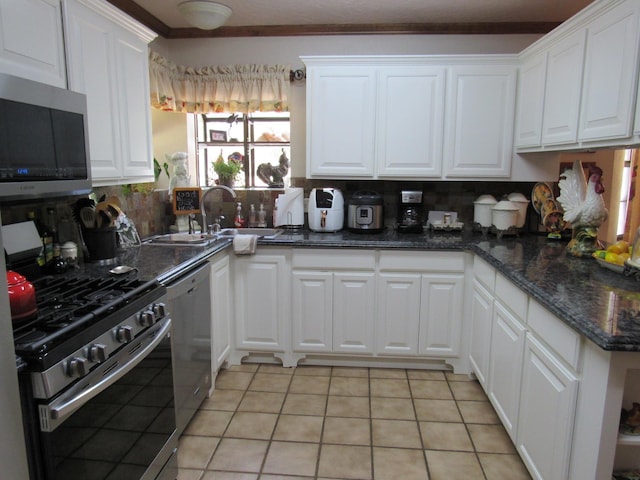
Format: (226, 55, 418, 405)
(605, 252, 620, 264)
(593, 250, 607, 259)
(607, 244, 623, 254)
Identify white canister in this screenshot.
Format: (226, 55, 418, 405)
(473, 195, 497, 228)
(492, 200, 519, 231)
(507, 192, 529, 228)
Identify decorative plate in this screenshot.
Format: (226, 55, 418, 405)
(595, 257, 625, 274)
(532, 182, 554, 214)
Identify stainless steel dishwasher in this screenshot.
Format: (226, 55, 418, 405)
(166, 261, 212, 435)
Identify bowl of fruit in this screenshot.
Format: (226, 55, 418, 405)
(592, 240, 631, 274)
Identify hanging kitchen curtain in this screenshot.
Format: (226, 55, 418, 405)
(148, 51, 290, 113)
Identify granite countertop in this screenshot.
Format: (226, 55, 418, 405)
(82, 227, 640, 352)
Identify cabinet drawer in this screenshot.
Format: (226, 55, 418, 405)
(495, 273, 527, 320)
(527, 299, 581, 371)
(379, 250, 464, 272)
(473, 256, 496, 291)
(292, 249, 375, 270)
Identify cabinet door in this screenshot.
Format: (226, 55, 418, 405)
(306, 66, 376, 178)
(333, 272, 375, 354)
(114, 28, 154, 179)
(292, 270, 332, 352)
(211, 254, 231, 372)
(376, 66, 445, 178)
(444, 64, 516, 178)
(0, 0, 66, 87)
(234, 252, 290, 352)
(488, 301, 526, 441)
(517, 335, 578, 480)
(376, 272, 421, 355)
(514, 53, 547, 148)
(469, 280, 494, 389)
(63, 0, 155, 185)
(578, 1, 640, 141)
(418, 272, 464, 357)
(541, 29, 586, 145)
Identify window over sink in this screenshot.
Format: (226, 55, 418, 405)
(195, 112, 290, 189)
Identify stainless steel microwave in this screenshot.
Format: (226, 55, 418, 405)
(0, 72, 91, 201)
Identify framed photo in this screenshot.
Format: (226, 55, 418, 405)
(209, 130, 227, 142)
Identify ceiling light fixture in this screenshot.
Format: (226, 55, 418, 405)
(178, 1, 232, 30)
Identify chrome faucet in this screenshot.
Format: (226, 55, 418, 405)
(201, 185, 237, 233)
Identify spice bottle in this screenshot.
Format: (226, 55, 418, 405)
(248, 204, 257, 228)
(234, 202, 245, 228)
(257, 203, 267, 228)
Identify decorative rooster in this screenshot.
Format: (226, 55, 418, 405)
(557, 160, 608, 256)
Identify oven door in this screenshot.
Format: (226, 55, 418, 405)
(30, 318, 177, 480)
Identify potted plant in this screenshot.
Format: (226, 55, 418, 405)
(213, 150, 243, 186)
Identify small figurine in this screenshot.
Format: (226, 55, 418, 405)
(257, 149, 289, 188)
(166, 152, 192, 198)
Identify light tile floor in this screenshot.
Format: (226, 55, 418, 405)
(177, 364, 532, 480)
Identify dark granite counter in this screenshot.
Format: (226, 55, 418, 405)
(80, 228, 640, 352)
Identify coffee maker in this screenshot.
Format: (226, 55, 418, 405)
(397, 190, 424, 233)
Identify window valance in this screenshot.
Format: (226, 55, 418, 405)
(149, 51, 290, 114)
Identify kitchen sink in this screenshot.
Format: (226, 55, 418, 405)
(217, 228, 283, 239)
(144, 233, 224, 247)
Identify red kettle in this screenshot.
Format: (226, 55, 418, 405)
(7, 270, 37, 323)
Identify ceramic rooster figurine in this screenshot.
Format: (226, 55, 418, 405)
(557, 160, 608, 256)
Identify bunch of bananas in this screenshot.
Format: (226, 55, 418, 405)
(592, 241, 631, 266)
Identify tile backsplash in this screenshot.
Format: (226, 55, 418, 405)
(1, 178, 539, 250)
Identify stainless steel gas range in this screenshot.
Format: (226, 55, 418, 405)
(14, 272, 177, 480)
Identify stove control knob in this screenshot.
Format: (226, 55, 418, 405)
(138, 310, 156, 327)
(116, 325, 133, 343)
(88, 343, 107, 363)
(67, 357, 88, 377)
(153, 303, 166, 318)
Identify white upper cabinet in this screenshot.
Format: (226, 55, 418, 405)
(304, 55, 518, 181)
(63, 0, 157, 186)
(444, 63, 516, 178)
(0, 0, 66, 87)
(541, 29, 586, 145)
(514, 53, 547, 148)
(305, 63, 376, 178)
(375, 65, 445, 178)
(578, 0, 640, 141)
(516, 0, 640, 151)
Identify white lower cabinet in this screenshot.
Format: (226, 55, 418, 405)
(376, 251, 465, 360)
(468, 279, 494, 388)
(517, 334, 578, 480)
(210, 252, 231, 373)
(488, 301, 526, 441)
(292, 250, 376, 355)
(232, 249, 291, 364)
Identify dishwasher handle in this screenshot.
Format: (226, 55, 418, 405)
(166, 261, 210, 300)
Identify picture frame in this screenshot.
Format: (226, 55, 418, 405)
(209, 130, 227, 142)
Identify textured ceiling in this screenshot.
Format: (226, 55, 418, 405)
(128, 0, 594, 29)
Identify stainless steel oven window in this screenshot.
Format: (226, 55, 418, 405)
(34, 319, 176, 480)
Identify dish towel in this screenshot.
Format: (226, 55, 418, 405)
(233, 234, 258, 255)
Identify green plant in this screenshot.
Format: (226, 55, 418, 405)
(213, 158, 242, 179)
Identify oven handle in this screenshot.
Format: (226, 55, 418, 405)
(41, 318, 172, 431)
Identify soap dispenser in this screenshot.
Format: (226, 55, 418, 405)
(234, 202, 245, 228)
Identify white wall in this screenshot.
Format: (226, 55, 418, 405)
(150, 34, 543, 179)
